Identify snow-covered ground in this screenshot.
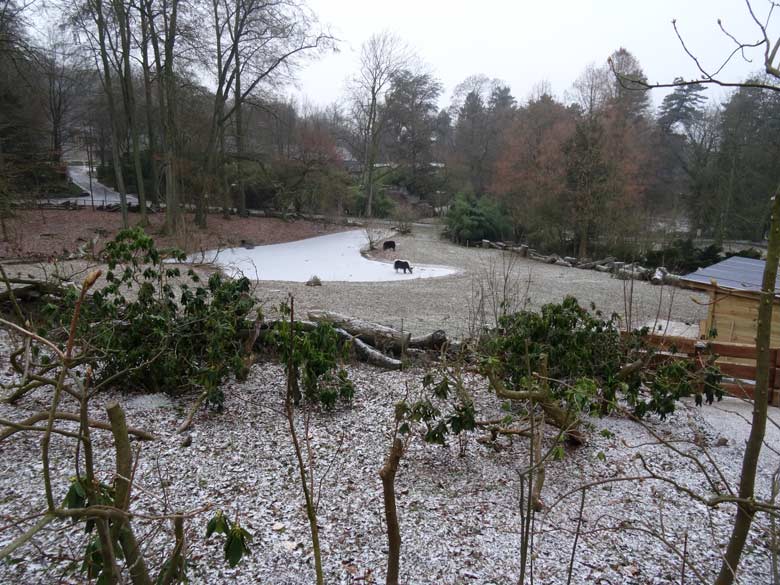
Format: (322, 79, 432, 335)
(1, 344, 778, 584)
(195, 230, 458, 282)
(41, 164, 139, 207)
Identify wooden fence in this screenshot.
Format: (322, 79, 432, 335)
(640, 333, 780, 406)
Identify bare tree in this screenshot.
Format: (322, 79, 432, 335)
(38, 29, 92, 162)
(349, 31, 410, 217)
(71, 0, 131, 227)
(113, 0, 148, 223)
(142, 0, 183, 234)
(194, 0, 331, 227)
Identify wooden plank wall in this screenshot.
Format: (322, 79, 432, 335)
(641, 333, 780, 406)
(707, 289, 780, 347)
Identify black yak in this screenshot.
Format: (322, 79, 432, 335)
(383, 240, 396, 251)
(394, 259, 413, 274)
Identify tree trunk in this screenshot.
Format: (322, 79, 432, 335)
(115, 0, 147, 224)
(363, 92, 379, 217)
(234, 34, 246, 217)
(307, 310, 411, 353)
(351, 336, 403, 370)
(380, 437, 404, 585)
(106, 401, 152, 585)
(93, 0, 128, 228)
(255, 319, 403, 370)
(408, 330, 448, 350)
(146, 0, 182, 234)
(715, 183, 780, 585)
(140, 8, 160, 205)
(577, 230, 588, 261)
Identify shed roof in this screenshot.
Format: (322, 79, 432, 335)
(681, 256, 778, 294)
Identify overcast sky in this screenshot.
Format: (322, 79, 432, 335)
(290, 0, 779, 112)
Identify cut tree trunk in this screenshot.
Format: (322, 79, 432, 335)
(380, 437, 404, 585)
(650, 267, 668, 285)
(350, 335, 402, 370)
(307, 310, 411, 353)
(577, 257, 616, 270)
(408, 330, 448, 351)
(255, 320, 403, 370)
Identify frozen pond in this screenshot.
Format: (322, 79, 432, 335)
(194, 230, 458, 282)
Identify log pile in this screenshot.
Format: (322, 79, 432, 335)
(479, 239, 685, 287)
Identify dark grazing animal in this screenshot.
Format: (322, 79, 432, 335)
(383, 240, 396, 251)
(394, 259, 413, 274)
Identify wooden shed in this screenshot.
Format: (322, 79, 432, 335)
(681, 256, 780, 345)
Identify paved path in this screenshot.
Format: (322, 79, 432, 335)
(39, 165, 138, 207)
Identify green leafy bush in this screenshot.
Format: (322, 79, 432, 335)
(206, 510, 252, 568)
(483, 297, 723, 419)
(47, 227, 257, 409)
(395, 370, 476, 445)
(444, 194, 511, 244)
(270, 305, 354, 409)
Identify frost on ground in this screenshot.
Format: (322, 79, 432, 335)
(1, 329, 778, 584)
(197, 230, 458, 282)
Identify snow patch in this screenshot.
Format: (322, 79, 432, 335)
(193, 230, 458, 282)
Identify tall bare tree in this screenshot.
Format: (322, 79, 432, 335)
(195, 0, 330, 227)
(71, 0, 130, 227)
(142, 0, 183, 233)
(38, 30, 91, 162)
(138, 1, 160, 204)
(112, 0, 148, 223)
(349, 31, 409, 217)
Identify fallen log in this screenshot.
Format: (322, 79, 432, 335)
(307, 310, 411, 352)
(508, 245, 529, 257)
(663, 272, 681, 285)
(650, 267, 668, 285)
(0, 279, 65, 304)
(256, 319, 402, 370)
(528, 252, 559, 264)
(615, 267, 650, 281)
(351, 335, 402, 370)
(577, 256, 616, 270)
(408, 329, 448, 351)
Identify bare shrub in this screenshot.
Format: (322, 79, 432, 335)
(393, 207, 416, 235)
(466, 250, 531, 339)
(364, 221, 392, 251)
